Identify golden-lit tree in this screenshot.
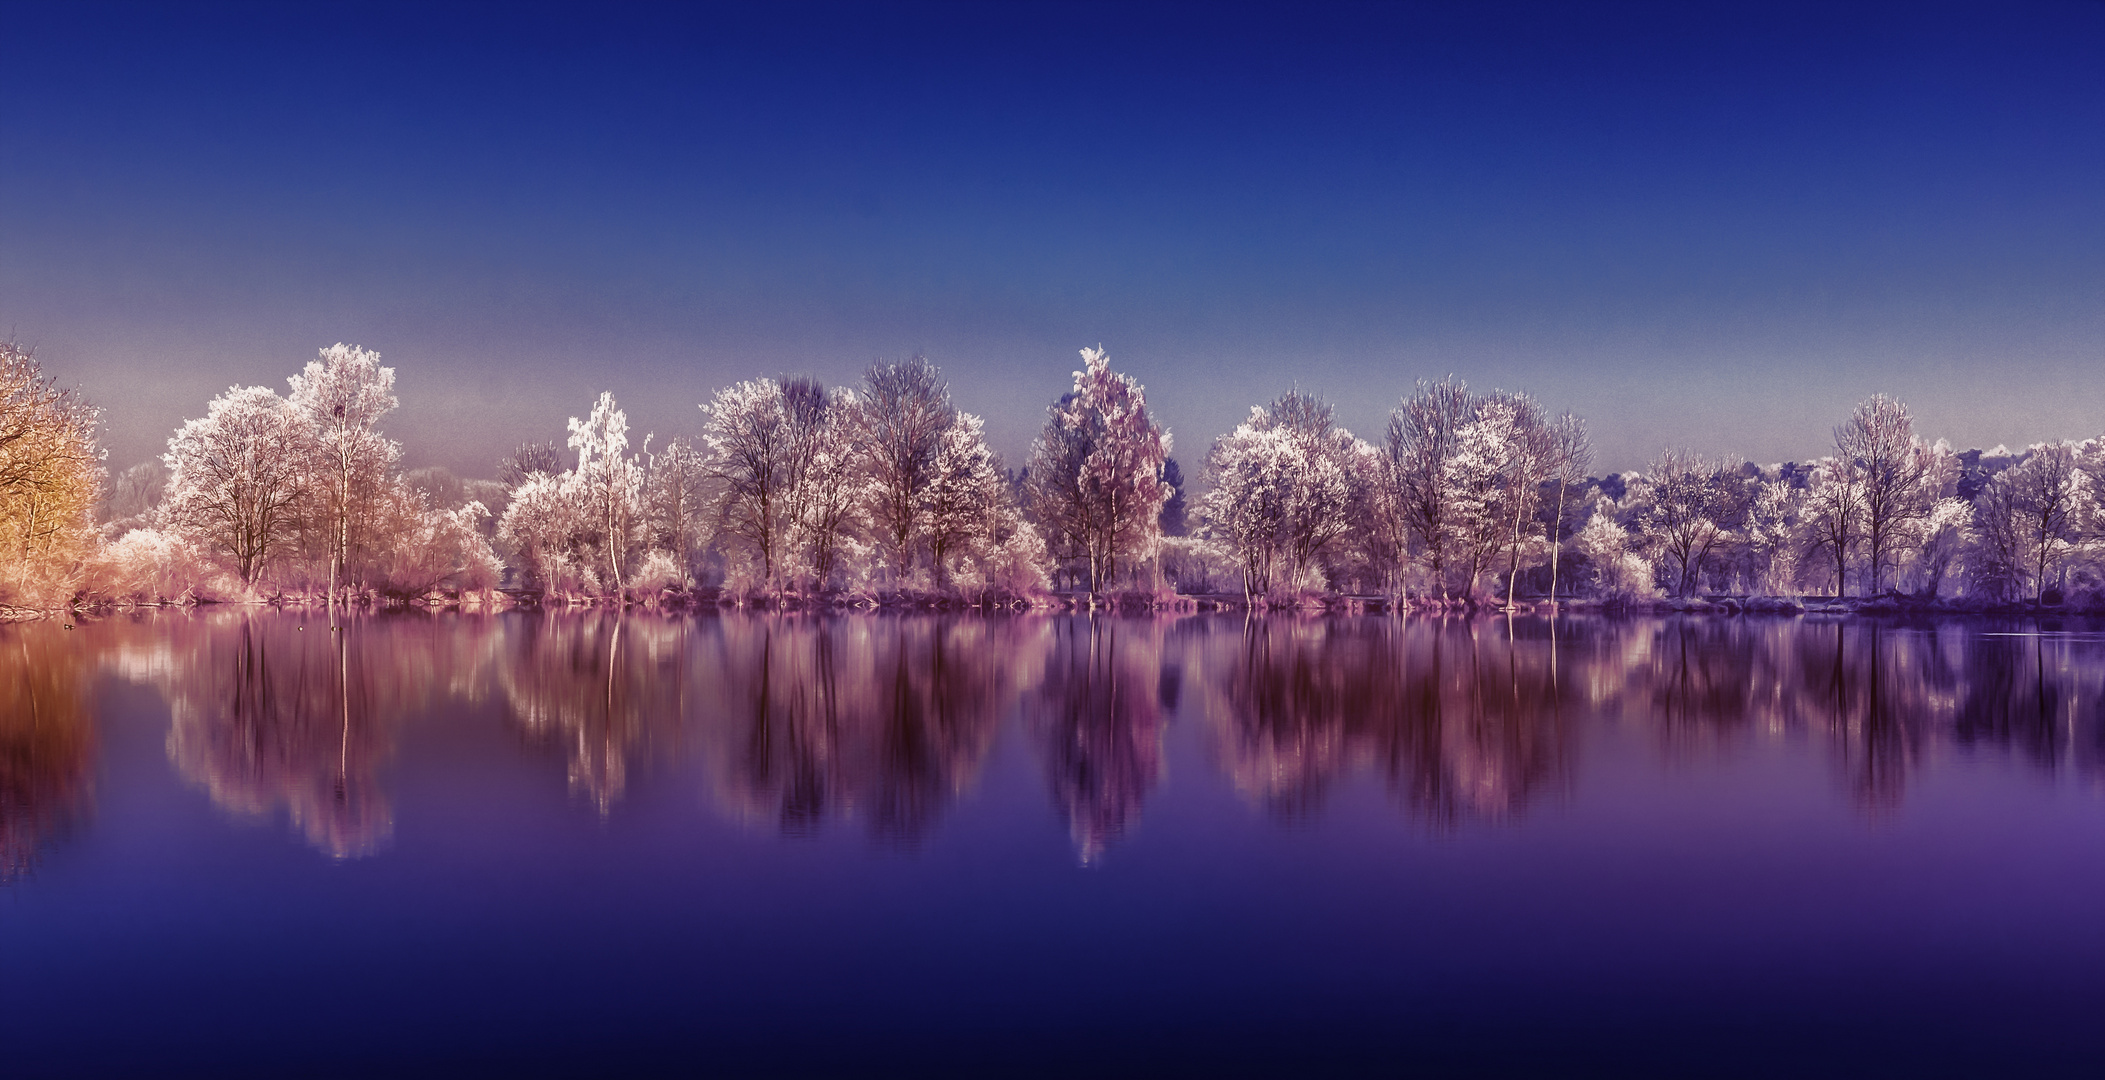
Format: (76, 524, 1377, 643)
(0, 341, 104, 609)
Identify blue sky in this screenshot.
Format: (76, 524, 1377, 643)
(4, 1, 2101, 476)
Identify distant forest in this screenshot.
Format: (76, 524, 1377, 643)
(3, 338, 2100, 613)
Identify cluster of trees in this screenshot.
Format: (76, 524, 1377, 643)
(484, 344, 1173, 602)
(33, 341, 1179, 607)
(1190, 382, 2105, 607)
(493, 356, 1060, 600)
(1571, 396, 2105, 604)
(1196, 379, 1591, 605)
(14, 329, 2105, 610)
(87, 345, 501, 606)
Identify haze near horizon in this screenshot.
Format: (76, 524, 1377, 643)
(3, 1, 2100, 477)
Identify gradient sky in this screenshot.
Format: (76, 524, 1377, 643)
(4, 1, 2101, 478)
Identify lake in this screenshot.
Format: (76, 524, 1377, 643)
(5, 610, 2105, 1077)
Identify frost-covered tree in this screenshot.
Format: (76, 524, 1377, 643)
(1800, 456, 1862, 596)
(1201, 416, 1293, 601)
(1544, 412, 1594, 604)
(1912, 496, 1973, 597)
(1740, 479, 1804, 595)
(0, 341, 103, 605)
(286, 343, 398, 608)
(1442, 391, 1554, 604)
(499, 440, 563, 488)
(568, 392, 642, 590)
(701, 378, 796, 588)
(921, 412, 1005, 588)
(162, 385, 310, 585)
(498, 471, 590, 592)
(860, 356, 953, 581)
(1570, 496, 1655, 601)
(781, 379, 864, 590)
(1269, 391, 1359, 589)
(1384, 377, 1472, 598)
(1833, 395, 1941, 595)
(642, 436, 710, 584)
(1969, 442, 2087, 602)
(1026, 346, 1172, 594)
(1630, 449, 1748, 597)
(1200, 391, 1358, 603)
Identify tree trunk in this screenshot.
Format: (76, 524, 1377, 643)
(1547, 483, 1567, 604)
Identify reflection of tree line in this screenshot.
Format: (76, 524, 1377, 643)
(50, 612, 2105, 867)
(1193, 617, 1571, 825)
(1027, 618, 1168, 861)
(1586, 617, 2105, 809)
(108, 610, 499, 859)
(700, 616, 1041, 842)
(0, 626, 96, 880)
(157, 615, 420, 857)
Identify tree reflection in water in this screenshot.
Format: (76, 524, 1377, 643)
(498, 612, 688, 813)
(697, 615, 1043, 844)
(1195, 615, 1571, 826)
(65, 610, 2105, 861)
(1027, 617, 1168, 862)
(158, 613, 398, 857)
(0, 624, 96, 881)
(128, 611, 498, 858)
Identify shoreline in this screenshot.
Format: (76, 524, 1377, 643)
(32, 588, 2105, 621)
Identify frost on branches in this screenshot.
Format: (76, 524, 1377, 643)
(1027, 346, 1172, 594)
(1199, 391, 1362, 604)
(59, 335, 2105, 611)
(0, 341, 104, 609)
(142, 345, 499, 602)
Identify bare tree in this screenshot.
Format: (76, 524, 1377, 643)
(1545, 413, 1593, 605)
(1801, 457, 1861, 596)
(1384, 378, 1472, 599)
(1633, 449, 1748, 597)
(500, 440, 563, 487)
(860, 356, 953, 582)
(702, 379, 793, 587)
(162, 385, 310, 584)
(1833, 395, 1939, 595)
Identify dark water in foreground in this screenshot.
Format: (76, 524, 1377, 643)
(5, 610, 2105, 1077)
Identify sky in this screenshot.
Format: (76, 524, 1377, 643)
(3, 0, 2102, 478)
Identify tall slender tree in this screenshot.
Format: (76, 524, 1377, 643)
(287, 343, 397, 615)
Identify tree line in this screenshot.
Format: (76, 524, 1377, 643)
(4, 337, 2104, 610)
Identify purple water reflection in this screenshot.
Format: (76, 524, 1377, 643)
(4, 610, 2105, 1076)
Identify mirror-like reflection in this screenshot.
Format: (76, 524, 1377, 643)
(1027, 617, 1170, 861)
(16, 609, 2105, 1079)
(699, 615, 1040, 843)
(1193, 617, 1571, 825)
(157, 615, 398, 857)
(0, 626, 96, 880)
(17, 610, 2101, 863)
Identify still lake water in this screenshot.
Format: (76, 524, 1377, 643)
(5, 609, 2105, 1077)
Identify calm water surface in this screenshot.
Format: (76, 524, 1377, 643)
(5, 610, 2105, 1077)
